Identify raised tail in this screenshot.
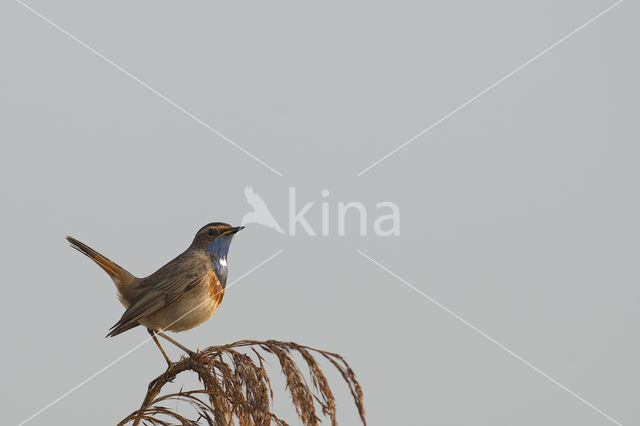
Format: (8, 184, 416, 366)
(66, 236, 135, 287)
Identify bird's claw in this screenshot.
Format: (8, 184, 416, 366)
(163, 366, 175, 382)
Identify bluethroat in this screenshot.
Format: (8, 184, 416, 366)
(67, 222, 243, 365)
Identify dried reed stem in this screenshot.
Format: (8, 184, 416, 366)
(117, 339, 366, 426)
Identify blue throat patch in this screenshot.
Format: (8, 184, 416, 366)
(206, 234, 234, 288)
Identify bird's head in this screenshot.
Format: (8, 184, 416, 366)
(191, 222, 244, 253)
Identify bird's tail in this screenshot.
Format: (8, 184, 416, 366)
(66, 236, 135, 285)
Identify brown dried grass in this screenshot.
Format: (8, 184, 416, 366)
(117, 340, 366, 426)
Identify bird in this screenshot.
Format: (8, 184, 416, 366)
(66, 222, 244, 366)
(241, 186, 285, 233)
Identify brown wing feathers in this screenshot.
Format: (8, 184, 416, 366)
(107, 272, 207, 337)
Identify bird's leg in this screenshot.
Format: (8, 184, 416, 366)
(147, 328, 173, 367)
(158, 332, 196, 357)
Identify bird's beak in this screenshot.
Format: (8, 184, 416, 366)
(225, 226, 245, 235)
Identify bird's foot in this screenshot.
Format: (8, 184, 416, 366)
(182, 345, 196, 360)
(185, 351, 198, 369)
(163, 364, 175, 382)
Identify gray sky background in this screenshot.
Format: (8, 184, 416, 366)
(1, 1, 638, 425)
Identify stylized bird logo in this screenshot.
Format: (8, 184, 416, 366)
(241, 186, 284, 234)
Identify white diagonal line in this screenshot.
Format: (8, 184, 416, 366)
(17, 249, 283, 426)
(16, 339, 149, 426)
(357, 0, 624, 176)
(356, 249, 622, 426)
(13, 0, 283, 177)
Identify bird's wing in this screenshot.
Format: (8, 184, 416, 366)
(107, 254, 210, 336)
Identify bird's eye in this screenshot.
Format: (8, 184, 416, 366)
(207, 228, 215, 236)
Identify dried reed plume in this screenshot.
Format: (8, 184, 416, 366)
(118, 340, 366, 426)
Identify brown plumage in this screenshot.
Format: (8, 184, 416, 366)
(65, 236, 137, 306)
(67, 222, 244, 365)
